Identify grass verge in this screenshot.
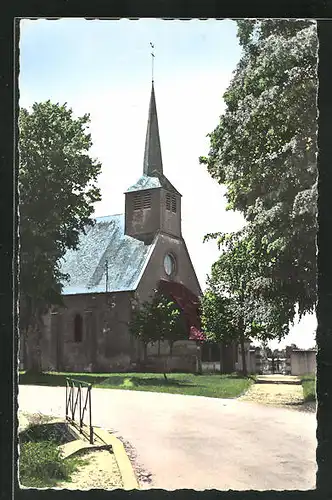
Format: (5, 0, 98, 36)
(19, 414, 88, 488)
(20, 440, 86, 488)
(19, 371, 253, 399)
(300, 373, 316, 402)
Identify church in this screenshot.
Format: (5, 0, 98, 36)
(37, 82, 209, 373)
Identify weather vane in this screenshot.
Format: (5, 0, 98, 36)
(150, 42, 155, 82)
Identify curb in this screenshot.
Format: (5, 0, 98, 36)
(65, 422, 139, 490)
(93, 427, 139, 490)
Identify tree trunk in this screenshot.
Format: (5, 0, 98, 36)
(158, 339, 161, 357)
(25, 323, 42, 374)
(196, 342, 202, 375)
(163, 357, 168, 381)
(20, 330, 28, 370)
(143, 342, 148, 363)
(20, 298, 44, 374)
(164, 341, 173, 379)
(169, 340, 173, 357)
(219, 342, 224, 374)
(240, 333, 248, 377)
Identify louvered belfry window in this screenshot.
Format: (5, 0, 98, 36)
(134, 193, 142, 211)
(171, 195, 177, 213)
(166, 192, 176, 213)
(134, 192, 151, 211)
(143, 191, 151, 209)
(166, 193, 171, 211)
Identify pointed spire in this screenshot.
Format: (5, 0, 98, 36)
(143, 81, 163, 176)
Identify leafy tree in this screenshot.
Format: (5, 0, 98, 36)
(203, 230, 285, 376)
(19, 101, 102, 372)
(129, 292, 188, 379)
(200, 286, 234, 373)
(200, 20, 317, 328)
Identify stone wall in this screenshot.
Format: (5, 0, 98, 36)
(38, 291, 201, 374)
(138, 354, 196, 373)
(202, 361, 220, 373)
(41, 291, 135, 373)
(290, 350, 316, 375)
(235, 342, 257, 374)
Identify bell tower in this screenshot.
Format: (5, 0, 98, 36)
(125, 81, 182, 242)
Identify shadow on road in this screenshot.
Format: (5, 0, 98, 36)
(19, 372, 109, 387)
(100, 375, 196, 388)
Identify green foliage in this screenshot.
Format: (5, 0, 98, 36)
(201, 20, 317, 327)
(301, 373, 316, 402)
(204, 230, 286, 343)
(129, 292, 188, 349)
(200, 287, 235, 343)
(19, 440, 83, 488)
(19, 101, 101, 370)
(19, 101, 101, 318)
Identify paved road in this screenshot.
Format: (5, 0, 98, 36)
(18, 385, 316, 491)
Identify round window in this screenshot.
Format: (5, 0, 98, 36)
(164, 254, 176, 276)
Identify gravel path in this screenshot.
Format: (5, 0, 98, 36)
(238, 378, 316, 413)
(57, 449, 123, 490)
(239, 382, 304, 406)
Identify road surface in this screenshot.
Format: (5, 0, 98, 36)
(18, 385, 316, 491)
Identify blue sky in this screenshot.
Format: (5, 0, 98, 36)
(19, 18, 316, 349)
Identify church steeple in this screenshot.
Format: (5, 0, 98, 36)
(124, 71, 182, 242)
(143, 82, 163, 176)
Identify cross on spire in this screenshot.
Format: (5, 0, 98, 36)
(150, 42, 155, 82)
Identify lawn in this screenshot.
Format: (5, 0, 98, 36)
(19, 371, 254, 399)
(300, 373, 316, 402)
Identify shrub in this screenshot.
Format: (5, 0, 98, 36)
(301, 373, 316, 402)
(20, 422, 74, 445)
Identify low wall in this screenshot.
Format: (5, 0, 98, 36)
(235, 346, 257, 374)
(133, 355, 196, 373)
(290, 350, 316, 375)
(202, 361, 220, 373)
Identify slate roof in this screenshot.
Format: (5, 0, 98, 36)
(126, 173, 181, 196)
(60, 214, 156, 295)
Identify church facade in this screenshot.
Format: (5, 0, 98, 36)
(37, 82, 207, 373)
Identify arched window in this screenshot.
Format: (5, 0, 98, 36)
(74, 313, 83, 343)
